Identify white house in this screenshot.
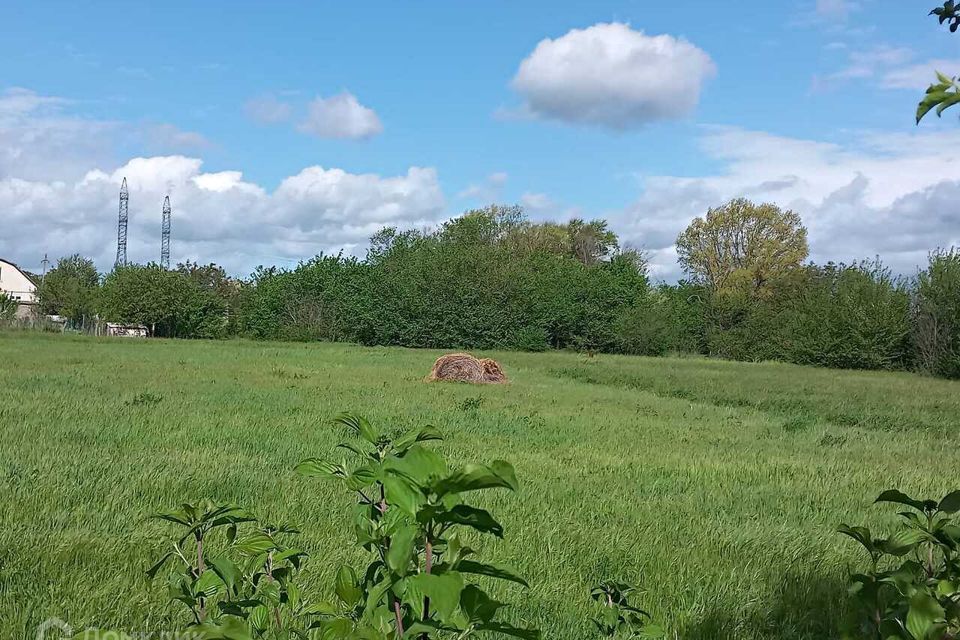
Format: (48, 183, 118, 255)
(0, 258, 38, 318)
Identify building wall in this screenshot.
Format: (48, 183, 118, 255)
(0, 259, 37, 304)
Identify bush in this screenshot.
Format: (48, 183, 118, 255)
(99, 264, 227, 338)
(914, 249, 960, 378)
(783, 261, 912, 370)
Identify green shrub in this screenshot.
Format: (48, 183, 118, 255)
(839, 489, 960, 639)
(914, 249, 960, 379)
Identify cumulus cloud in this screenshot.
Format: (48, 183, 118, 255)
(0, 88, 441, 275)
(297, 92, 383, 140)
(2, 159, 444, 275)
(614, 127, 960, 280)
(510, 22, 715, 129)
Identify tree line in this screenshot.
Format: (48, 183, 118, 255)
(33, 201, 960, 379)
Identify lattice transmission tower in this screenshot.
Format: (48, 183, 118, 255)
(115, 177, 129, 268)
(160, 196, 171, 269)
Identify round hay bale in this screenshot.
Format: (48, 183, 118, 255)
(427, 353, 485, 383)
(479, 358, 507, 383)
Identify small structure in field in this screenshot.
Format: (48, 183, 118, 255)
(427, 353, 508, 384)
(105, 323, 149, 338)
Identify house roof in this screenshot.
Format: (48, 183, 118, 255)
(0, 258, 39, 286)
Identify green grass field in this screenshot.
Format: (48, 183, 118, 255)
(2, 332, 959, 639)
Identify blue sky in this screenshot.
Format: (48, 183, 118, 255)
(1, 0, 959, 278)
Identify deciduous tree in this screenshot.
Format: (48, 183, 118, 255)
(38, 254, 99, 326)
(675, 198, 809, 295)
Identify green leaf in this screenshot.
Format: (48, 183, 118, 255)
(209, 556, 243, 595)
(837, 524, 876, 555)
(881, 528, 926, 556)
(435, 505, 504, 538)
(456, 560, 528, 587)
(194, 569, 223, 598)
(917, 89, 951, 123)
(460, 584, 505, 624)
(393, 426, 443, 453)
(146, 552, 174, 580)
(335, 565, 363, 607)
(906, 592, 945, 640)
(382, 473, 425, 516)
(938, 490, 960, 513)
(432, 461, 519, 497)
(151, 509, 191, 526)
(935, 92, 960, 117)
(334, 412, 379, 444)
(403, 572, 464, 621)
(875, 490, 926, 512)
(386, 524, 417, 575)
(258, 580, 281, 606)
(235, 532, 276, 555)
(295, 458, 346, 479)
(315, 617, 354, 637)
(387, 445, 447, 485)
(336, 441, 371, 458)
(249, 604, 269, 632)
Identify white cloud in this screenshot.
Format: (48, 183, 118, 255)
(614, 127, 960, 280)
(457, 172, 508, 201)
(0, 88, 441, 275)
(510, 22, 715, 129)
(820, 45, 960, 91)
(297, 92, 383, 140)
(881, 59, 960, 89)
(1, 159, 444, 275)
(143, 123, 211, 152)
(244, 95, 293, 124)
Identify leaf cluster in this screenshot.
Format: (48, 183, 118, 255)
(839, 489, 960, 639)
(589, 581, 663, 639)
(295, 413, 539, 639)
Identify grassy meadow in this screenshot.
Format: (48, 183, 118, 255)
(1, 332, 959, 639)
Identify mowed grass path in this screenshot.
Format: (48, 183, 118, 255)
(1, 333, 959, 639)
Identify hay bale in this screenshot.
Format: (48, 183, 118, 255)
(479, 358, 507, 383)
(427, 353, 507, 384)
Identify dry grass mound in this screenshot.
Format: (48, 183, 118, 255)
(479, 358, 507, 383)
(427, 353, 507, 384)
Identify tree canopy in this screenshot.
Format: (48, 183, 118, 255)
(38, 254, 100, 326)
(675, 198, 809, 295)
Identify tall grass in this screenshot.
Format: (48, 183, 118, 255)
(0, 333, 957, 638)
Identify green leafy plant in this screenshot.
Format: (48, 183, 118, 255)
(839, 489, 960, 639)
(295, 412, 539, 639)
(145, 501, 317, 639)
(0, 291, 18, 322)
(589, 581, 663, 638)
(917, 72, 960, 123)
